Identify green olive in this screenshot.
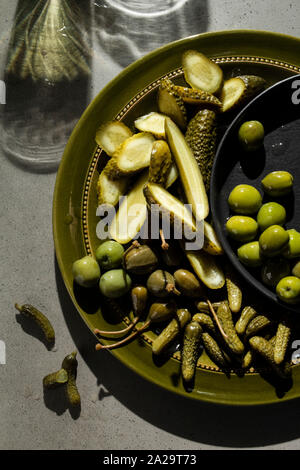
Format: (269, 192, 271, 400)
(257, 202, 286, 232)
(259, 225, 289, 258)
(72, 256, 101, 288)
(228, 184, 262, 215)
(283, 229, 300, 259)
(261, 258, 290, 288)
(276, 276, 300, 304)
(237, 241, 263, 267)
(99, 269, 132, 299)
(238, 120, 265, 152)
(95, 240, 124, 270)
(261, 171, 293, 197)
(292, 261, 300, 278)
(226, 215, 258, 242)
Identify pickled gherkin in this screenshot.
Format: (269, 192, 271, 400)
(274, 322, 291, 365)
(157, 79, 187, 130)
(185, 109, 217, 192)
(194, 301, 223, 313)
(225, 265, 242, 313)
(235, 306, 258, 335)
(215, 302, 244, 355)
(148, 140, 173, 186)
(173, 85, 222, 110)
(221, 75, 266, 113)
(244, 315, 272, 339)
(15, 303, 55, 349)
(193, 313, 216, 335)
(43, 369, 68, 389)
(241, 350, 253, 369)
(249, 336, 291, 379)
(61, 351, 81, 408)
(181, 321, 203, 382)
(152, 309, 191, 355)
(201, 332, 230, 368)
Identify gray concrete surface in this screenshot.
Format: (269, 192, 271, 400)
(2, 0, 300, 450)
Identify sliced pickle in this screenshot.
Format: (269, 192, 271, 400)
(134, 112, 166, 139)
(144, 182, 197, 239)
(97, 166, 128, 207)
(203, 221, 224, 256)
(95, 120, 133, 157)
(182, 50, 223, 94)
(109, 170, 149, 244)
(165, 117, 209, 222)
(157, 79, 187, 130)
(106, 132, 155, 179)
(221, 75, 266, 113)
(149, 140, 173, 186)
(109, 166, 179, 244)
(184, 249, 225, 290)
(174, 85, 222, 110)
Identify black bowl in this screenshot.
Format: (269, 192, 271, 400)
(210, 74, 300, 314)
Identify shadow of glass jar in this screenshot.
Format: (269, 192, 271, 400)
(0, 0, 92, 173)
(93, 0, 208, 68)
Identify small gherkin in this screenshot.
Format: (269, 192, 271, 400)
(185, 109, 217, 191)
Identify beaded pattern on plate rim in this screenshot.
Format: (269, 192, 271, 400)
(82, 56, 300, 373)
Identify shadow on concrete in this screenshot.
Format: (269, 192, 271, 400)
(55, 254, 300, 448)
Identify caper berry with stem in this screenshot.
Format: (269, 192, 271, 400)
(95, 300, 177, 351)
(147, 270, 180, 297)
(174, 269, 204, 298)
(94, 285, 148, 338)
(123, 241, 158, 275)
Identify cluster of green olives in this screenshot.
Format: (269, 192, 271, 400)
(226, 171, 300, 304)
(72, 240, 132, 298)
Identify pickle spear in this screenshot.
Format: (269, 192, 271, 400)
(184, 249, 225, 290)
(143, 182, 197, 240)
(165, 117, 209, 222)
(203, 221, 224, 256)
(109, 170, 148, 244)
(109, 166, 179, 244)
(182, 50, 223, 94)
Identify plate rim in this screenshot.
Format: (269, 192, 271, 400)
(53, 29, 300, 406)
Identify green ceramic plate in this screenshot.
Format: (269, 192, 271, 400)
(53, 30, 300, 406)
